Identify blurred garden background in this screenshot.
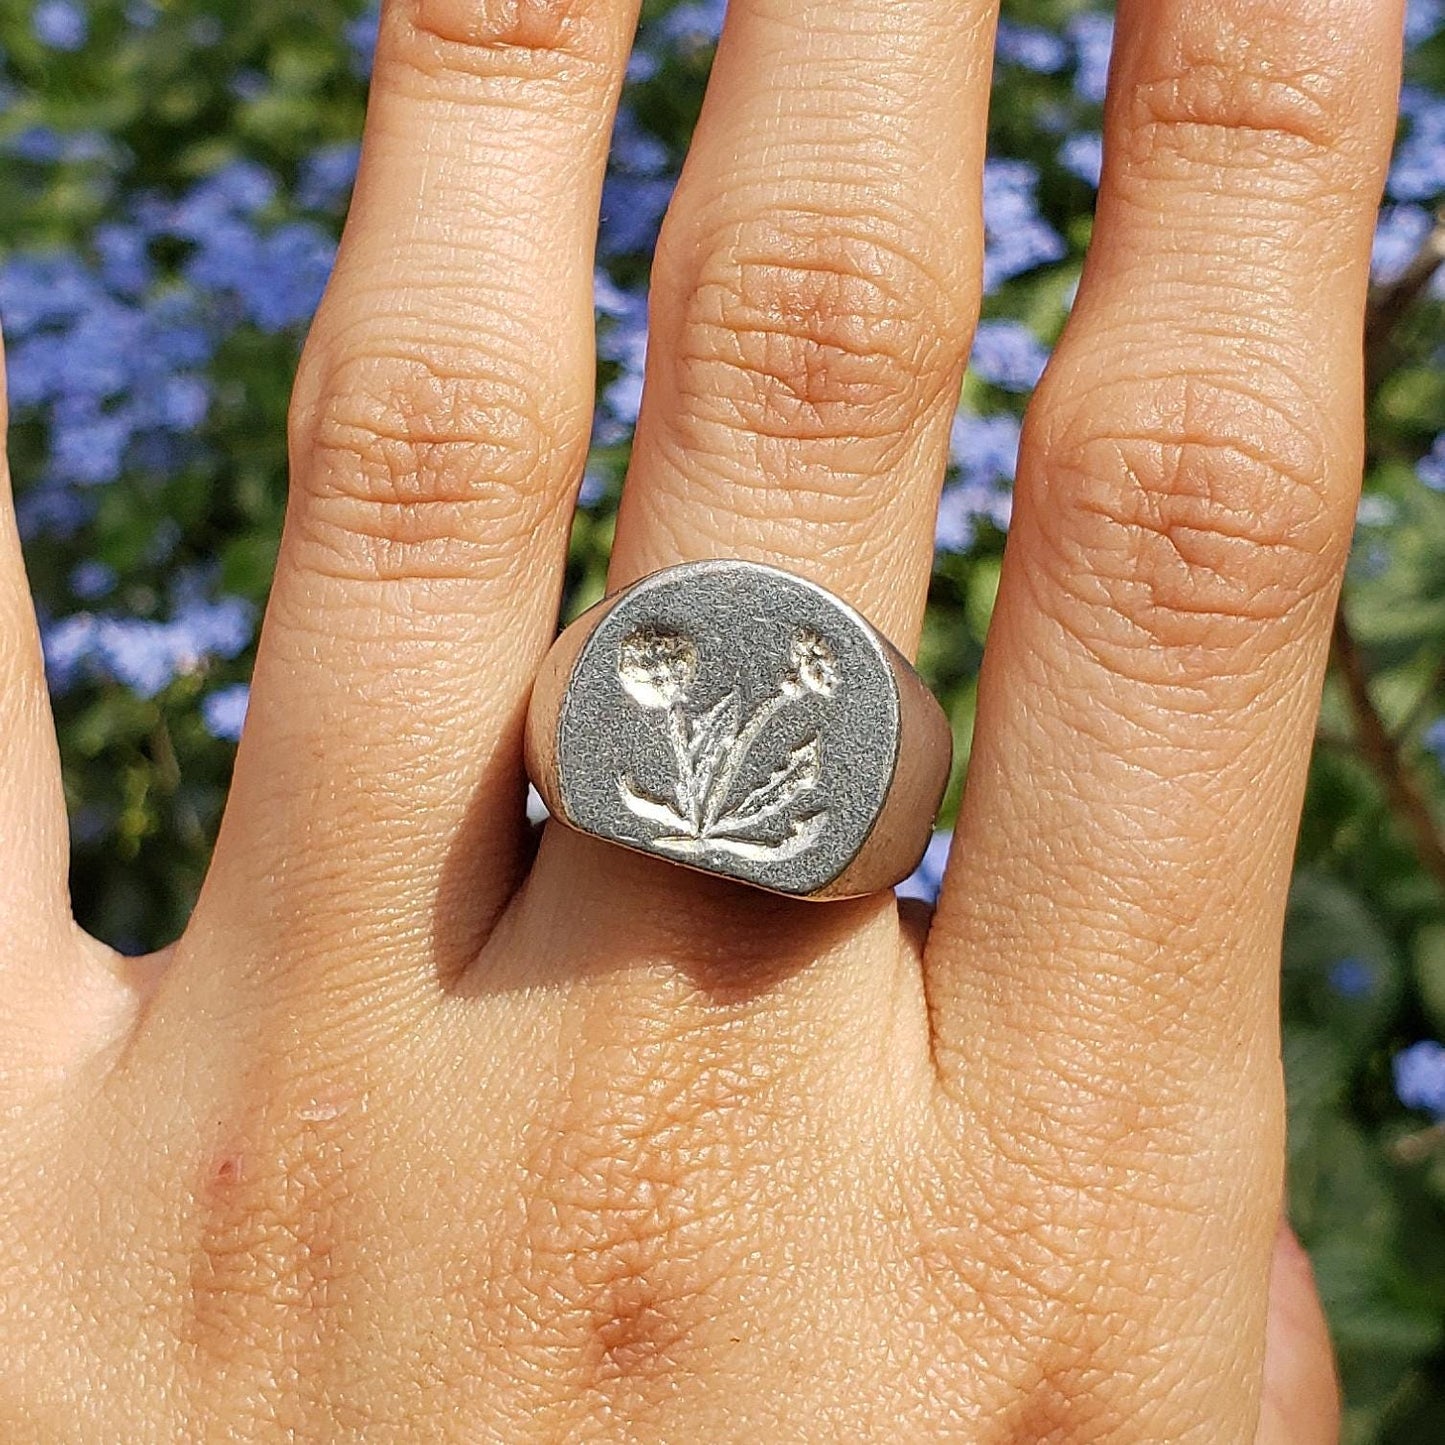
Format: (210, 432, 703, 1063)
(0, 0, 1443, 1436)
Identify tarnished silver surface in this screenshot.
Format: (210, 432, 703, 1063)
(525, 560, 952, 900)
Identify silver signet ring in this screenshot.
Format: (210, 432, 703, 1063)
(525, 561, 953, 901)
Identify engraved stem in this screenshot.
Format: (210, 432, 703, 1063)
(701, 689, 789, 833)
(666, 702, 700, 833)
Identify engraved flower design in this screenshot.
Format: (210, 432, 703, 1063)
(617, 628, 699, 710)
(782, 628, 840, 698)
(615, 625, 844, 864)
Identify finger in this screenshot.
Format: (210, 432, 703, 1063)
(0, 338, 79, 994)
(515, 0, 994, 1081)
(924, 0, 1402, 1430)
(1257, 1224, 1338, 1445)
(609, 0, 993, 648)
(187, 0, 640, 990)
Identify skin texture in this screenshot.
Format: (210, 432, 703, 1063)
(0, 0, 1403, 1439)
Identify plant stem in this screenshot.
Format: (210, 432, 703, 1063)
(1332, 608, 1445, 892)
(1327, 210, 1445, 895)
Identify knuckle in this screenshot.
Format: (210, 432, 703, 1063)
(290, 348, 579, 582)
(398, 0, 614, 82)
(180, 1077, 362, 1391)
(1121, 2, 1368, 181)
(663, 212, 969, 463)
(1026, 369, 1345, 672)
(504, 1038, 770, 1411)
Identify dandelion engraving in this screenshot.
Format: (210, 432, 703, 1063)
(616, 626, 841, 862)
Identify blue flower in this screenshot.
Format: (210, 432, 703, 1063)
(898, 831, 953, 904)
(599, 174, 675, 259)
(1406, 0, 1444, 45)
(299, 142, 361, 212)
(595, 275, 649, 443)
(578, 466, 609, 508)
(1419, 434, 1445, 492)
(983, 159, 1065, 292)
(41, 613, 100, 690)
(1389, 87, 1445, 202)
(1066, 12, 1115, 106)
(346, 5, 381, 76)
(970, 319, 1049, 392)
(1394, 1040, 1445, 1119)
(1372, 204, 1434, 284)
(1060, 132, 1104, 188)
(1424, 717, 1445, 765)
(1328, 957, 1374, 999)
(202, 683, 251, 742)
(69, 560, 116, 601)
(169, 161, 278, 240)
(32, 0, 87, 51)
(658, 0, 728, 48)
(995, 20, 1068, 74)
(42, 577, 255, 699)
(936, 412, 1019, 551)
(94, 223, 154, 297)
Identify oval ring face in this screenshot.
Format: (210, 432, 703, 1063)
(556, 561, 902, 896)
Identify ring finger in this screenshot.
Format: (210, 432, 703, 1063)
(522, 0, 998, 965)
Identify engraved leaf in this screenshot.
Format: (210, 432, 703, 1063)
(685, 690, 741, 767)
(660, 812, 829, 862)
(683, 689, 741, 812)
(617, 775, 692, 834)
(710, 734, 821, 835)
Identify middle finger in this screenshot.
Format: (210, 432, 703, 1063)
(611, 0, 996, 649)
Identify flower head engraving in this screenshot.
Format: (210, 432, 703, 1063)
(616, 626, 842, 863)
(782, 629, 839, 698)
(617, 628, 698, 709)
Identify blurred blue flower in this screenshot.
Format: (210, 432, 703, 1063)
(42, 613, 100, 690)
(995, 20, 1068, 74)
(936, 412, 1019, 550)
(346, 5, 381, 76)
(1066, 11, 1114, 106)
(970, 319, 1049, 392)
(32, 0, 87, 52)
(1389, 87, 1445, 202)
(7, 125, 67, 165)
(202, 683, 251, 742)
(983, 159, 1065, 292)
(16, 483, 91, 540)
(1373, 204, 1434, 284)
(1416, 433, 1445, 492)
(94, 222, 154, 297)
(69, 560, 116, 601)
(626, 50, 659, 83)
(658, 0, 727, 48)
(299, 142, 361, 211)
(1060, 131, 1104, 188)
(1329, 957, 1375, 999)
(169, 161, 278, 239)
(1424, 717, 1445, 765)
(42, 577, 255, 699)
(50, 406, 132, 486)
(595, 276, 649, 443)
(599, 176, 675, 258)
(1406, 0, 1444, 45)
(1394, 1040, 1445, 1119)
(578, 466, 609, 508)
(897, 830, 952, 904)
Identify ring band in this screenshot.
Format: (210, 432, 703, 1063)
(525, 560, 953, 900)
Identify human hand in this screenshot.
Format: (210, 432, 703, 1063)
(0, 0, 1404, 1438)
